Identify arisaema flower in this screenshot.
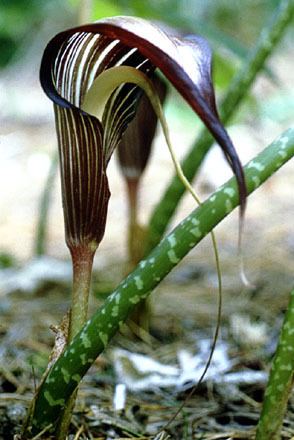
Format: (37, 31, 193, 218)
(28, 16, 248, 437)
(40, 16, 246, 263)
(40, 15, 247, 349)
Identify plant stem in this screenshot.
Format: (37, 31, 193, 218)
(27, 128, 294, 435)
(55, 390, 77, 440)
(69, 246, 95, 341)
(55, 245, 94, 440)
(34, 151, 58, 256)
(146, 0, 294, 253)
(77, 0, 92, 25)
(126, 179, 151, 331)
(255, 289, 294, 440)
(126, 179, 143, 265)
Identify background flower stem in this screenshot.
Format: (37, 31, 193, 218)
(34, 151, 58, 256)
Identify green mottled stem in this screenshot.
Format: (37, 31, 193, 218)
(35, 151, 58, 256)
(255, 289, 294, 440)
(56, 391, 77, 440)
(146, 0, 294, 252)
(28, 128, 294, 435)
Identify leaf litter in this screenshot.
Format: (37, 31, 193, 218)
(0, 43, 294, 440)
(1, 258, 294, 439)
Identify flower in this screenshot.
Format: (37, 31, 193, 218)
(40, 16, 246, 254)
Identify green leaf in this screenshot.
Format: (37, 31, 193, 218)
(256, 289, 294, 440)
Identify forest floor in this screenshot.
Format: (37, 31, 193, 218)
(0, 48, 294, 439)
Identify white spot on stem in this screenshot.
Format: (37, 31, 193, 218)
(225, 199, 233, 213)
(61, 368, 70, 384)
(81, 332, 92, 348)
(247, 161, 265, 172)
(44, 391, 65, 407)
(130, 295, 140, 304)
(167, 234, 177, 247)
(191, 218, 200, 226)
(167, 249, 180, 263)
(224, 187, 235, 198)
(190, 227, 202, 238)
(134, 276, 144, 290)
(252, 176, 260, 188)
(99, 332, 108, 347)
(112, 305, 119, 317)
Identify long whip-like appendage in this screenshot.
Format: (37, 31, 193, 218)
(83, 65, 224, 419)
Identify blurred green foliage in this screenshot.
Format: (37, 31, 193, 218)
(69, 0, 122, 19)
(0, 0, 282, 66)
(0, 251, 16, 269)
(0, 0, 284, 92)
(0, 0, 48, 66)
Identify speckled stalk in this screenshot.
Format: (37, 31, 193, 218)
(28, 128, 294, 435)
(146, 0, 294, 252)
(256, 289, 294, 440)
